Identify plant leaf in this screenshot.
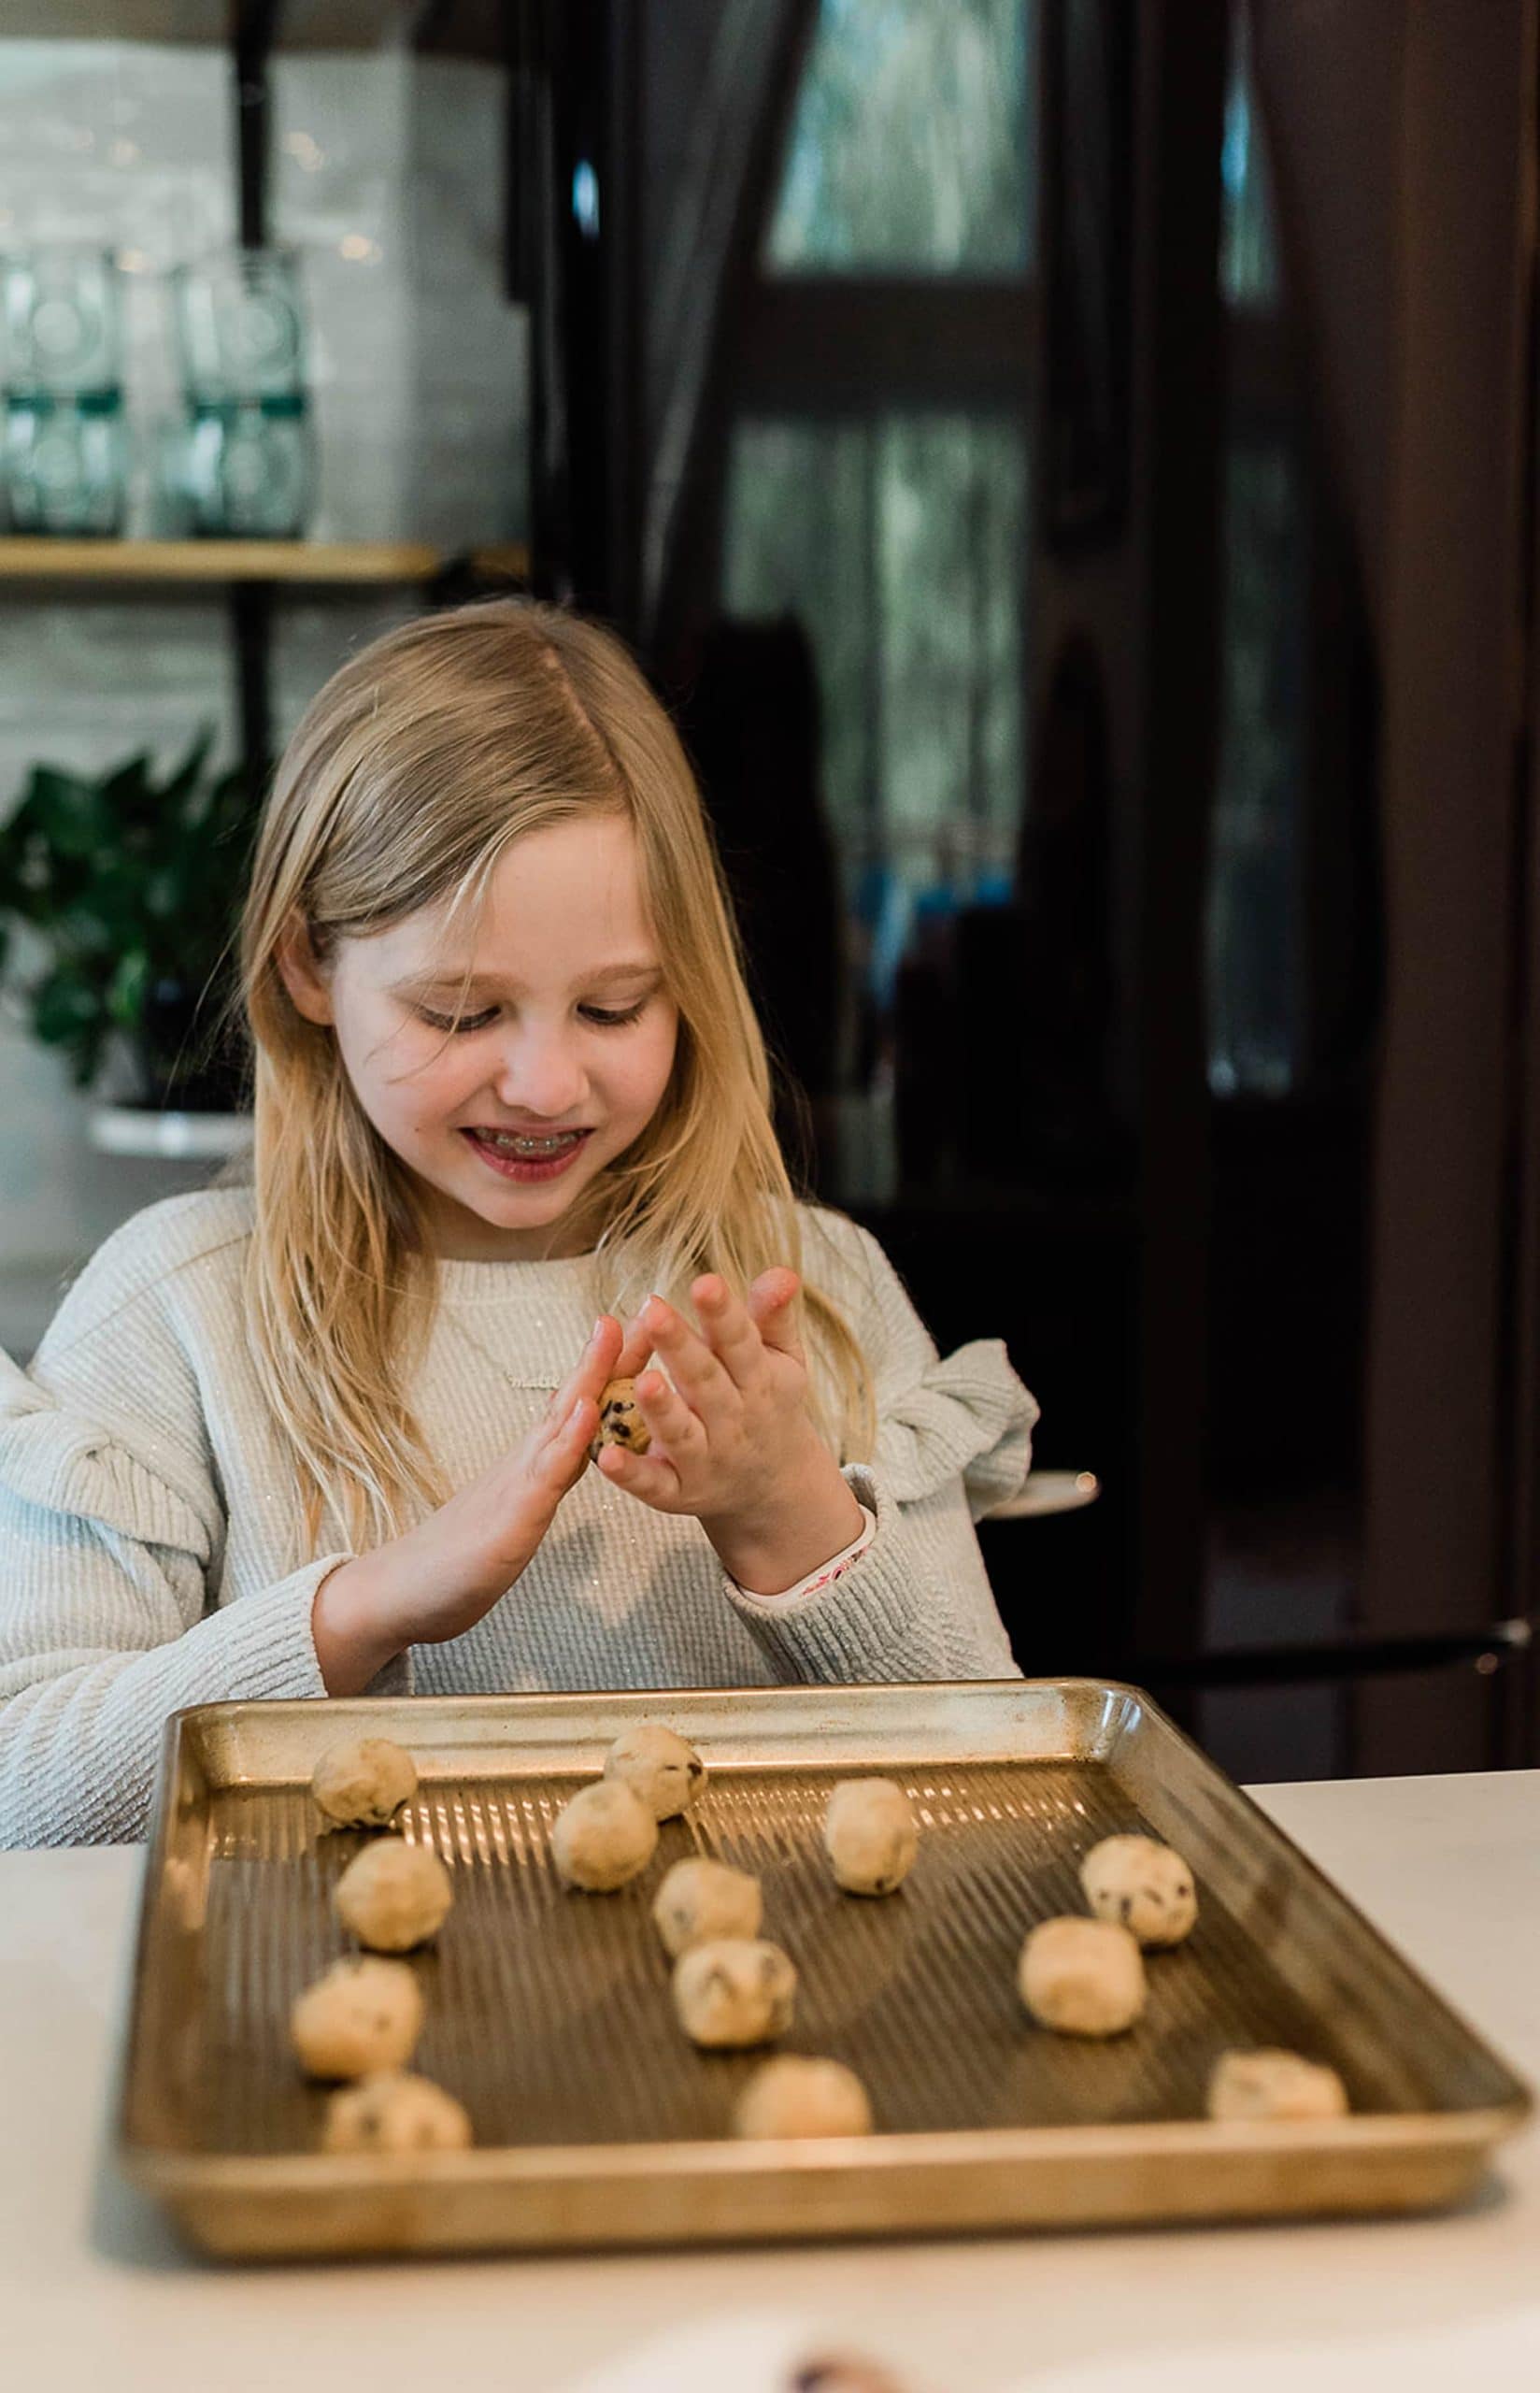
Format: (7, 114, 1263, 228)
(31, 965, 104, 1053)
(0, 729, 250, 1093)
(27, 767, 107, 859)
(157, 727, 217, 820)
(107, 946, 151, 1028)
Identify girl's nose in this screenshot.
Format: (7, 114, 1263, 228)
(490, 1025, 588, 1119)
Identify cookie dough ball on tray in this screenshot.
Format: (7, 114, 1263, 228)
(335, 1839, 453, 1952)
(589, 1378, 650, 1462)
(733, 2056, 874, 2141)
(822, 1778, 919, 1897)
(551, 1779, 659, 1890)
(673, 1938, 798, 2049)
(605, 1722, 706, 1821)
(1019, 1916, 1146, 2037)
(290, 1956, 424, 2080)
(1207, 2048, 1348, 2122)
(1079, 1833, 1197, 1948)
(652, 1856, 763, 1956)
(321, 2071, 474, 2154)
(310, 1735, 418, 1830)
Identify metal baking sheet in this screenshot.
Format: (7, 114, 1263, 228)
(116, 1681, 1532, 2257)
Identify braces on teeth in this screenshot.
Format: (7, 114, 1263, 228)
(483, 1130, 581, 1154)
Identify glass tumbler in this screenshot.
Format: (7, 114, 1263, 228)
(3, 389, 126, 535)
(171, 248, 311, 537)
(171, 248, 307, 402)
(180, 394, 311, 537)
(0, 246, 123, 395)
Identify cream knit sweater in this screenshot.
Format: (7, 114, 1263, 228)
(0, 1189, 1036, 1847)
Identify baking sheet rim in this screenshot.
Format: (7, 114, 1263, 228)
(121, 2094, 1533, 2196)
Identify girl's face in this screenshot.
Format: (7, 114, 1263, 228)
(282, 814, 679, 1260)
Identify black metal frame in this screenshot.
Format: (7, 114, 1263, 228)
(504, 0, 643, 635)
(1142, 1618, 1533, 1691)
(1148, 1619, 1534, 1775)
(227, 2, 283, 795)
(1039, 0, 1136, 552)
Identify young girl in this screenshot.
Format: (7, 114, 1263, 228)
(0, 599, 1036, 1847)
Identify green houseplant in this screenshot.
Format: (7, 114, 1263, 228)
(0, 732, 255, 1111)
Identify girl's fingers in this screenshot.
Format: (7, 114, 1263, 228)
(612, 1308, 660, 1380)
(578, 1313, 624, 1391)
(529, 1394, 598, 1495)
(593, 1438, 683, 1509)
(547, 1316, 623, 1430)
(633, 1367, 706, 1456)
(747, 1268, 803, 1359)
(607, 1268, 800, 1397)
(643, 1295, 735, 1414)
(553, 1392, 599, 1460)
(691, 1274, 767, 1389)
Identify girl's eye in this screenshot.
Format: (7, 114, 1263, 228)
(416, 1006, 499, 1035)
(414, 999, 649, 1034)
(578, 1000, 648, 1028)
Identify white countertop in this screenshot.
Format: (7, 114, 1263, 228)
(3, 1771, 1538, 2393)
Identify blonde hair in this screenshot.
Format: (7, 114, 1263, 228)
(238, 596, 874, 1553)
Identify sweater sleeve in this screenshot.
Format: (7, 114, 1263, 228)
(0, 1342, 345, 1847)
(720, 1216, 1037, 1684)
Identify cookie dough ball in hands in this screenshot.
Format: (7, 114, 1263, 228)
(321, 2071, 474, 2153)
(589, 1378, 650, 1463)
(605, 1723, 706, 1821)
(652, 1856, 763, 1956)
(551, 1780, 659, 1891)
(822, 1778, 919, 1896)
(1019, 1916, 1146, 2036)
(290, 1956, 424, 2079)
(1207, 2048, 1348, 2122)
(310, 1735, 418, 1830)
(1079, 1834, 1197, 1948)
(335, 1839, 453, 1952)
(733, 2056, 873, 2140)
(673, 1938, 798, 2048)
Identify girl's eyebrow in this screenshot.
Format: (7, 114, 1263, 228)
(391, 960, 664, 996)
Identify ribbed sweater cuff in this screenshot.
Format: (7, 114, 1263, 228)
(2, 1557, 352, 1848)
(162, 1555, 346, 1704)
(720, 1467, 932, 1681)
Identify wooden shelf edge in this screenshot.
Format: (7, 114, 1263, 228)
(0, 538, 530, 587)
(1, 4, 504, 59)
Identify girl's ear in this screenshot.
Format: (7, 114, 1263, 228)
(275, 911, 335, 1025)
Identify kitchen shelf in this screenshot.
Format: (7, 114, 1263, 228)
(90, 1106, 250, 1162)
(0, 539, 529, 587)
(1, 4, 502, 57)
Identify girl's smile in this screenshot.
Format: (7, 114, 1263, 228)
(280, 814, 679, 1259)
(459, 1124, 593, 1182)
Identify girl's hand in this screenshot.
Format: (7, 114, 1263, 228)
(312, 1314, 624, 1692)
(596, 1272, 865, 1595)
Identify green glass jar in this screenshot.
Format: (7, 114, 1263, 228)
(171, 249, 312, 537)
(3, 387, 126, 535)
(1, 248, 123, 396)
(180, 392, 311, 537)
(172, 249, 306, 400)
